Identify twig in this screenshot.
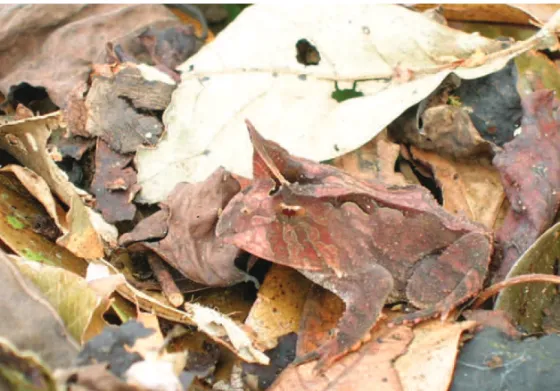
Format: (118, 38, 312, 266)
(472, 273, 560, 308)
(147, 253, 184, 307)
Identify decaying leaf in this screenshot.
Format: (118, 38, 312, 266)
(218, 121, 492, 370)
(85, 65, 173, 154)
(0, 250, 79, 370)
(0, 4, 183, 108)
(494, 222, 560, 332)
(0, 113, 105, 258)
(136, 4, 560, 202)
(245, 265, 312, 350)
(389, 95, 495, 159)
(493, 90, 560, 281)
(91, 139, 140, 224)
(410, 148, 505, 229)
(95, 258, 269, 365)
(516, 50, 560, 97)
(13, 258, 112, 344)
(120, 167, 250, 287)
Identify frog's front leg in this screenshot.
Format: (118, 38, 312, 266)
(298, 263, 394, 372)
(394, 232, 492, 325)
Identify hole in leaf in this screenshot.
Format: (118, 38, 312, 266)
(331, 81, 364, 103)
(296, 39, 321, 66)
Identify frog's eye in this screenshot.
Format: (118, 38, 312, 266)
(279, 202, 305, 217)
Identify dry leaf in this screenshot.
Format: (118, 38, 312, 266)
(85, 65, 173, 154)
(394, 320, 477, 391)
(245, 264, 312, 350)
(0, 113, 104, 258)
(137, 5, 560, 202)
(410, 148, 505, 229)
(330, 130, 411, 186)
(120, 167, 249, 287)
(0, 250, 79, 369)
(493, 90, 560, 281)
(91, 139, 140, 224)
(270, 324, 412, 391)
(0, 4, 182, 107)
(413, 4, 559, 25)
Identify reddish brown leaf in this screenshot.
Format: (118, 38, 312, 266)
(492, 90, 560, 281)
(91, 139, 139, 224)
(217, 120, 493, 370)
(120, 167, 250, 287)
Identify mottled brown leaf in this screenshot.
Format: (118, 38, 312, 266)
(217, 120, 493, 370)
(492, 90, 560, 281)
(85, 65, 172, 154)
(91, 139, 139, 224)
(120, 167, 249, 286)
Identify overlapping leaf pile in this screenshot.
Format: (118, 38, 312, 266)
(0, 4, 560, 391)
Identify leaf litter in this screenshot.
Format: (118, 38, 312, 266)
(1, 4, 560, 390)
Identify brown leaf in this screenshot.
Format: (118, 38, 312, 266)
(218, 120, 493, 370)
(297, 285, 345, 358)
(91, 139, 139, 224)
(410, 148, 505, 229)
(393, 320, 477, 391)
(245, 264, 312, 350)
(389, 104, 494, 160)
(120, 167, 249, 287)
(270, 324, 412, 391)
(492, 90, 560, 281)
(85, 65, 173, 154)
(413, 4, 558, 25)
(0, 4, 181, 108)
(0, 113, 105, 258)
(330, 130, 411, 186)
